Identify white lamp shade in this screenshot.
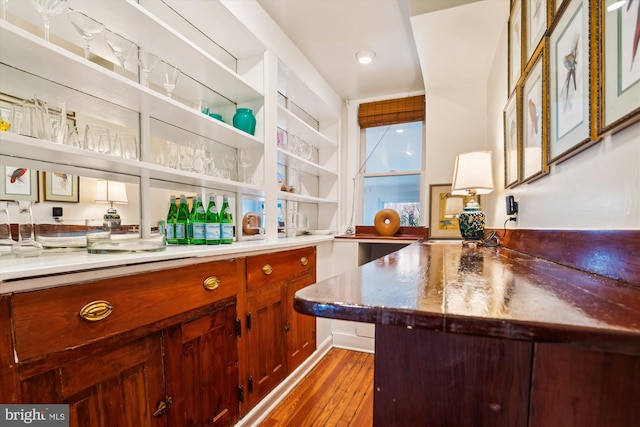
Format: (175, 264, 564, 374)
(451, 151, 494, 195)
(95, 180, 128, 204)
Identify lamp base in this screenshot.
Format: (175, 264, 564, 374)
(458, 205, 485, 243)
(104, 207, 121, 228)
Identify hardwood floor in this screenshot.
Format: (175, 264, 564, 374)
(258, 348, 374, 427)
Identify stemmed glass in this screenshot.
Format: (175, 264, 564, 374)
(104, 30, 135, 73)
(67, 10, 105, 60)
(238, 149, 253, 184)
(137, 50, 160, 88)
(221, 151, 236, 180)
(161, 61, 180, 98)
(31, 0, 68, 42)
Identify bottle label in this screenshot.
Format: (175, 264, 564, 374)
(166, 223, 175, 240)
(206, 223, 221, 240)
(221, 223, 233, 240)
(175, 223, 186, 239)
(193, 223, 205, 239)
(209, 206, 218, 214)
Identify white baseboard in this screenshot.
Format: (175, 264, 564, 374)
(235, 335, 333, 427)
(332, 331, 375, 353)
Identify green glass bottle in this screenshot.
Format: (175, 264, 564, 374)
(166, 195, 178, 244)
(191, 195, 206, 245)
(220, 195, 234, 244)
(176, 194, 190, 244)
(205, 193, 220, 245)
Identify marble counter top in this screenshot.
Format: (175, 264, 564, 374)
(294, 241, 640, 355)
(0, 235, 333, 293)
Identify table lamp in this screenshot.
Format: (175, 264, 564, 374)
(451, 151, 494, 244)
(95, 180, 128, 228)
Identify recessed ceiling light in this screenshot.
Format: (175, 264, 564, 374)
(395, 129, 404, 134)
(607, 1, 625, 11)
(356, 50, 376, 65)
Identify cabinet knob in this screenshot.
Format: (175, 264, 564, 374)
(153, 397, 173, 417)
(300, 256, 308, 266)
(262, 264, 273, 275)
(79, 300, 114, 322)
(203, 276, 220, 291)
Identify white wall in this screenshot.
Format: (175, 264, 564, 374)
(484, 20, 640, 230)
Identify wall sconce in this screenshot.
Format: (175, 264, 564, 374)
(95, 180, 128, 228)
(451, 151, 494, 244)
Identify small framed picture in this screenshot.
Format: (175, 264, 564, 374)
(549, 0, 593, 163)
(598, 0, 640, 136)
(520, 42, 549, 183)
(0, 166, 39, 202)
(525, 0, 547, 64)
(509, 0, 524, 95)
(428, 184, 478, 240)
(503, 91, 520, 188)
(43, 172, 79, 203)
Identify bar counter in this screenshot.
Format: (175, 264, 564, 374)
(294, 241, 640, 426)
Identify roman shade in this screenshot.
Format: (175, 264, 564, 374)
(358, 95, 425, 128)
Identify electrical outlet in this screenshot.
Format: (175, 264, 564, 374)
(52, 207, 63, 218)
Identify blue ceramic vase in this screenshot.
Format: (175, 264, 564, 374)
(232, 108, 256, 135)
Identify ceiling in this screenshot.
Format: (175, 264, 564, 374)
(257, 0, 508, 102)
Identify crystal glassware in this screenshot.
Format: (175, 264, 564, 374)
(221, 150, 236, 180)
(11, 201, 43, 257)
(67, 10, 105, 60)
(137, 50, 160, 87)
(84, 124, 110, 152)
(0, 202, 13, 246)
(238, 149, 253, 184)
(31, 0, 68, 42)
(104, 30, 136, 73)
(161, 61, 180, 98)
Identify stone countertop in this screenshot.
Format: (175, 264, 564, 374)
(294, 241, 640, 355)
(0, 235, 333, 293)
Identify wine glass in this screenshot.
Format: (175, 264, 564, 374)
(31, 0, 68, 42)
(104, 30, 135, 73)
(221, 151, 236, 180)
(161, 61, 180, 98)
(137, 49, 160, 87)
(67, 10, 105, 60)
(238, 149, 253, 184)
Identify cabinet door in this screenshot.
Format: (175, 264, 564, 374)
(163, 301, 239, 427)
(285, 256, 316, 372)
(19, 333, 166, 427)
(245, 282, 288, 409)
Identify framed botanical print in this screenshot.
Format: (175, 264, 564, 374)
(0, 166, 38, 202)
(599, 0, 640, 135)
(526, 0, 548, 63)
(509, 0, 524, 95)
(44, 172, 79, 203)
(520, 44, 548, 182)
(503, 91, 520, 188)
(549, 0, 592, 163)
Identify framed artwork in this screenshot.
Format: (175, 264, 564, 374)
(598, 0, 640, 135)
(503, 91, 520, 188)
(428, 184, 477, 240)
(520, 44, 548, 182)
(0, 166, 38, 202)
(549, 0, 592, 163)
(526, 0, 548, 63)
(43, 172, 79, 203)
(509, 0, 524, 94)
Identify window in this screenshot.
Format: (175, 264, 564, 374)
(361, 121, 423, 226)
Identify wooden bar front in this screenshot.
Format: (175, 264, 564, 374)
(294, 242, 640, 426)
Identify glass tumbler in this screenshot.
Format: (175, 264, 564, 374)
(11, 201, 43, 257)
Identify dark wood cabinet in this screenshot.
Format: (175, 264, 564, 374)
(7, 257, 243, 427)
(241, 247, 317, 413)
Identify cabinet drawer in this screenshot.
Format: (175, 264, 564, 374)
(12, 258, 244, 362)
(246, 247, 316, 291)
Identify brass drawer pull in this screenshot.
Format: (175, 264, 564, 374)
(79, 300, 114, 322)
(203, 276, 220, 291)
(262, 264, 273, 275)
(300, 256, 308, 266)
